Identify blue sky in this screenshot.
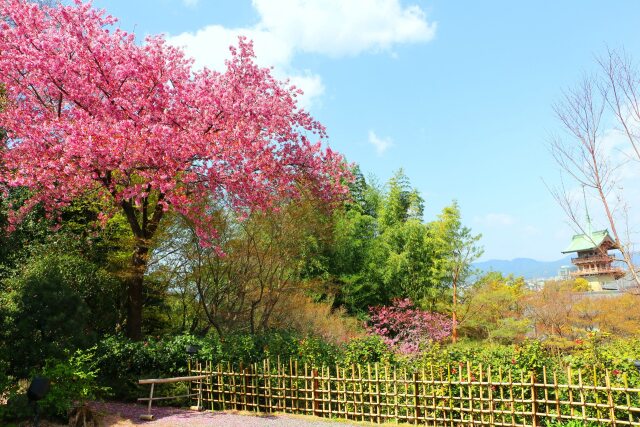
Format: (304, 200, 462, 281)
(89, 0, 640, 261)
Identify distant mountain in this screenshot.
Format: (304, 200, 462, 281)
(473, 257, 573, 279)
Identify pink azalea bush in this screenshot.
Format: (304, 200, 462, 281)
(367, 298, 452, 354)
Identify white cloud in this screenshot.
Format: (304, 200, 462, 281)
(287, 73, 325, 110)
(252, 0, 436, 57)
(169, 26, 293, 71)
(182, 0, 199, 7)
(368, 130, 393, 156)
(167, 0, 435, 108)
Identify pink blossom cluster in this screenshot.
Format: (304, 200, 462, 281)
(367, 298, 452, 354)
(0, 0, 351, 239)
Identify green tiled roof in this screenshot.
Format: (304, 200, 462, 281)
(562, 229, 615, 253)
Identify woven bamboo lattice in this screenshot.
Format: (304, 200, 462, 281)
(188, 359, 640, 426)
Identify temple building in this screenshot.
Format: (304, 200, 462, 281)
(561, 228, 624, 291)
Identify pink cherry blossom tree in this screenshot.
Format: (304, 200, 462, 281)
(0, 0, 349, 339)
(367, 298, 452, 354)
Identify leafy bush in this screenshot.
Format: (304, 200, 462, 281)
(91, 331, 343, 400)
(0, 348, 107, 423)
(39, 347, 109, 420)
(94, 334, 218, 400)
(367, 298, 451, 354)
(545, 420, 600, 427)
(0, 381, 33, 423)
(342, 335, 394, 366)
(1, 254, 96, 377)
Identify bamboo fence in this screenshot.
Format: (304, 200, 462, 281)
(188, 359, 640, 426)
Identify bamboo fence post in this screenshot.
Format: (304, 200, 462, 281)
(553, 371, 560, 423)
(375, 363, 381, 424)
(334, 364, 341, 419)
(578, 369, 587, 422)
(384, 365, 390, 423)
(290, 359, 296, 413)
(278, 359, 284, 412)
(303, 364, 309, 415)
(307, 364, 312, 416)
(293, 360, 299, 414)
(267, 360, 273, 413)
(343, 366, 349, 420)
(342, 367, 353, 419)
(323, 366, 332, 418)
(242, 364, 249, 412)
(593, 366, 602, 421)
(358, 364, 365, 422)
(210, 360, 215, 408)
(188, 359, 193, 403)
(567, 366, 575, 419)
(456, 365, 464, 425)
(247, 363, 253, 412)
(249, 363, 255, 412)
(467, 362, 475, 425)
(508, 370, 516, 427)
(623, 373, 633, 425)
(367, 363, 373, 421)
(479, 364, 486, 427)
(541, 366, 549, 420)
(255, 362, 261, 412)
(421, 367, 428, 425)
(605, 369, 617, 426)
(217, 364, 224, 411)
(531, 371, 539, 427)
(519, 370, 526, 425)
(445, 365, 453, 427)
(351, 365, 358, 420)
(266, 360, 272, 412)
(403, 367, 409, 424)
(238, 362, 243, 410)
(202, 360, 208, 409)
(413, 372, 420, 425)
(229, 361, 238, 410)
(242, 363, 248, 412)
(276, 357, 281, 412)
(498, 367, 506, 426)
(198, 364, 204, 410)
(488, 366, 495, 427)
(432, 365, 439, 426)
(393, 366, 399, 422)
(340, 366, 344, 419)
(325, 366, 331, 419)
(281, 359, 286, 413)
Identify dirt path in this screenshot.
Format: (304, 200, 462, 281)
(90, 402, 370, 427)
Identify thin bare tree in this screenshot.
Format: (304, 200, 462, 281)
(550, 48, 640, 289)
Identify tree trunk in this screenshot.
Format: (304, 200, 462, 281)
(126, 241, 149, 340)
(118, 195, 165, 340)
(452, 273, 458, 343)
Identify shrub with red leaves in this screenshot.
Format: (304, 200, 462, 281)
(367, 298, 451, 354)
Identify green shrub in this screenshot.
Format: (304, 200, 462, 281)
(341, 335, 394, 366)
(94, 334, 218, 400)
(0, 348, 107, 423)
(0, 253, 115, 377)
(38, 347, 109, 420)
(545, 420, 600, 427)
(0, 382, 33, 423)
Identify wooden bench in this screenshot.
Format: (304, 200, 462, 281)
(137, 374, 209, 420)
